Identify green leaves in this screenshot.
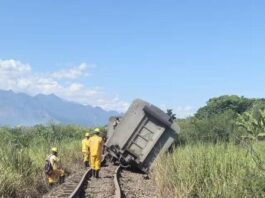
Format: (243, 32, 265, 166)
(236, 109, 265, 138)
(195, 95, 254, 119)
(178, 95, 265, 144)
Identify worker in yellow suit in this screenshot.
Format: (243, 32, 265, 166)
(88, 128, 103, 178)
(47, 147, 65, 187)
(82, 132, 90, 168)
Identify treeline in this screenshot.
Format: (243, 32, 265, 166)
(0, 124, 84, 148)
(176, 95, 265, 144)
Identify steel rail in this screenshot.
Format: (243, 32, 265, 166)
(68, 156, 124, 198)
(68, 165, 122, 198)
(68, 168, 92, 198)
(114, 165, 122, 198)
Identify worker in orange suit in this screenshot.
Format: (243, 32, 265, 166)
(82, 132, 90, 168)
(88, 128, 103, 178)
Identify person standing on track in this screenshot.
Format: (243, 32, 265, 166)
(46, 147, 65, 187)
(88, 128, 103, 178)
(82, 132, 90, 168)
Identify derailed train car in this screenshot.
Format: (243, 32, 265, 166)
(105, 99, 180, 172)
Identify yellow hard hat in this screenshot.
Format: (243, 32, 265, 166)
(94, 128, 101, 133)
(51, 147, 58, 153)
(85, 132, 90, 137)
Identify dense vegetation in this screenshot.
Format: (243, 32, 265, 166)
(0, 124, 90, 197)
(154, 143, 265, 197)
(177, 95, 265, 144)
(1, 95, 264, 197)
(154, 95, 265, 197)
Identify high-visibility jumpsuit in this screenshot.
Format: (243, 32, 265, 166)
(47, 154, 65, 184)
(82, 138, 90, 163)
(88, 135, 102, 170)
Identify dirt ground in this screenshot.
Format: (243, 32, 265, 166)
(42, 169, 86, 198)
(119, 168, 158, 198)
(42, 165, 158, 198)
(85, 165, 116, 198)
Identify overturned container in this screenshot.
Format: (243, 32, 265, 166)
(105, 99, 180, 172)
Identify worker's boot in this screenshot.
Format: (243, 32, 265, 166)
(59, 175, 65, 184)
(48, 183, 54, 189)
(95, 170, 99, 178)
(84, 161, 89, 168)
(91, 169, 95, 177)
(89, 170, 92, 177)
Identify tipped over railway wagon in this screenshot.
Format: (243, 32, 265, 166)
(105, 99, 180, 172)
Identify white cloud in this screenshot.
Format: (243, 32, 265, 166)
(175, 106, 196, 118)
(160, 104, 196, 118)
(96, 96, 130, 112)
(0, 59, 128, 112)
(68, 83, 83, 92)
(50, 63, 91, 79)
(0, 59, 31, 73)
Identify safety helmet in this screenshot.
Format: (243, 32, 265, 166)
(94, 128, 101, 133)
(85, 132, 90, 137)
(51, 147, 58, 153)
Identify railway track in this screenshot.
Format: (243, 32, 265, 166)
(43, 165, 122, 198)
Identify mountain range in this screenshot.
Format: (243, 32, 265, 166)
(0, 90, 119, 126)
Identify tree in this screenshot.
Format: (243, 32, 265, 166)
(166, 109, 176, 121)
(195, 95, 254, 119)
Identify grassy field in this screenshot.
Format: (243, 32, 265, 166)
(0, 124, 88, 198)
(1, 123, 265, 198)
(154, 142, 265, 198)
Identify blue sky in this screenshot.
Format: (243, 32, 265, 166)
(0, 0, 264, 117)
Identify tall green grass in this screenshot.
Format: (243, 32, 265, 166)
(154, 142, 265, 198)
(0, 124, 89, 197)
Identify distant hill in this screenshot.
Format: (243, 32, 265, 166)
(0, 90, 119, 126)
